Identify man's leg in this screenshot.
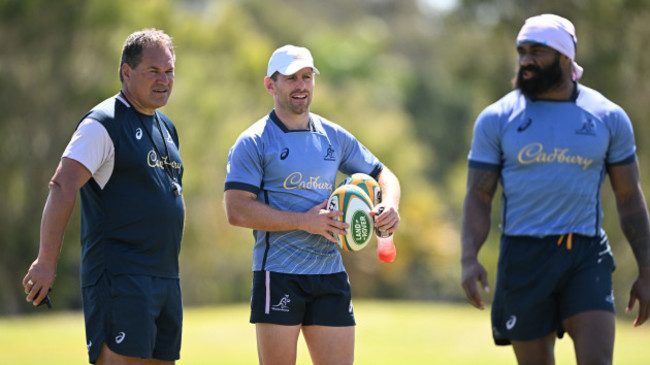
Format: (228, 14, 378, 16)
(96, 342, 174, 365)
(511, 332, 556, 365)
(563, 310, 614, 365)
(302, 325, 354, 365)
(256, 323, 301, 365)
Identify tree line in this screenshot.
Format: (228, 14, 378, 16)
(2, 0, 649, 316)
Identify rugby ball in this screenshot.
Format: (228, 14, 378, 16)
(338, 173, 381, 206)
(327, 184, 374, 252)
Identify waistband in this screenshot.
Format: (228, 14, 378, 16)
(502, 233, 602, 250)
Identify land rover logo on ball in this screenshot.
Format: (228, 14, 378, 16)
(352, 211, 370, 244)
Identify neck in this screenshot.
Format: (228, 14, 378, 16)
(273, 108, 310, 130)
(535, 78, 576, 101)
(120, 89, 155, 115)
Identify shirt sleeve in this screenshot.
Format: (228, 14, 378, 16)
(468, 108, 503, 168)
(62, 118, 115, 188)
(606, 106, 637, 165)
(224, 134, 264, 194)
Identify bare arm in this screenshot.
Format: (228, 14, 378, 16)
(608, 161, 650, 326)
(373, 166, 401, 233)
(461, 167, 499, 309)
(224, 189, 348, 243)
(23, 157, 92, 306)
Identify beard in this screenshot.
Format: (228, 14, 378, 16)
(515, 52, 564, 99)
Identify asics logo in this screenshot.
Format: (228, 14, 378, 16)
(135, 128, 143, 140)
(506, 315, 517, 330)
(517, 118, 532, 132)
(280, 148, 289, 160)
(115, 332, 126, 344)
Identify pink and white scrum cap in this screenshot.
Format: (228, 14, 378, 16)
(516, 14, 584, 81)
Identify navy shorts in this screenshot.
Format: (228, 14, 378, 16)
(492, 233, 616, 345)
(250, 270, 356, 327)
(82, 272, 183, 363)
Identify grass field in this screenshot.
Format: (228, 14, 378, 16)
(1, 300, 649, 364)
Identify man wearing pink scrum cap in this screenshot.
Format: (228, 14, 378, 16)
(462, 14, 650, 365)
(517, 13, 583, 81)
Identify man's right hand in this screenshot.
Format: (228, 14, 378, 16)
(461, 258, 490, 310)
(303, 200, 348, 243)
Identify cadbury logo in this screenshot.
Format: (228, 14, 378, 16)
(518, 143, 593, 170)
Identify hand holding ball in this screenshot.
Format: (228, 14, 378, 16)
(329, 173, 397, 263)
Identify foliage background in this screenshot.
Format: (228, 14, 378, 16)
(2, 0, 650, 321)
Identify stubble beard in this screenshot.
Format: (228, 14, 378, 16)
(285, 94, 311, 116)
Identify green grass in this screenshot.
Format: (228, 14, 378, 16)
(1, 300, 649, 364)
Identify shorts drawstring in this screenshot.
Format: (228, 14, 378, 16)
(557, 233, 573, 250)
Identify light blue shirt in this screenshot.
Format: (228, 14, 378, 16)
(225, 110, 382, 274)
(468, 84, 636, 236)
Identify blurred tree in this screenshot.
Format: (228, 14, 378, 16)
(2, 0, 650, 319)
(1, 0, 446, 314)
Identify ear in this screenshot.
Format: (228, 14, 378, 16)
(121, 63, 131, 83)
(264, 76, 276, 95)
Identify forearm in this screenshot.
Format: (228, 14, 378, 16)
(225, 189, 347, 242)
(618, 191, 650, 269)
(228, 197, 308, 232)
(37, 181, 77, 264)
(460, 173, 496, 309)
(461, 192, 492, 263)
(461, 167, 498, 264)
(377, 167, 401, 208)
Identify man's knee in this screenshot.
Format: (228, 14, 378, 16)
(511, 332, 556, 365)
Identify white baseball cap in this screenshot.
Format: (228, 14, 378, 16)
(267, 45, 320, 78)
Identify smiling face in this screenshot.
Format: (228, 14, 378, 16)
(266, 67, 315, 118)
(121, 45, 175, 115)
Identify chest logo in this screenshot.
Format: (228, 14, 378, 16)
(166, 130, 174, 144)
(575, 119, 596, 136)
(517, 118, 532, 132)
(324, 145, 336, 161)
(147, 150, 182, 173)
(280, 148, 290, 160)
(518, 143, 593, 170)
(284, 172, 333, 191)
(135, 128, 143, 140)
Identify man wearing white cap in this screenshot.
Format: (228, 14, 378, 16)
(461, 14, 650, 364)
(224, 45, 401, 364)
